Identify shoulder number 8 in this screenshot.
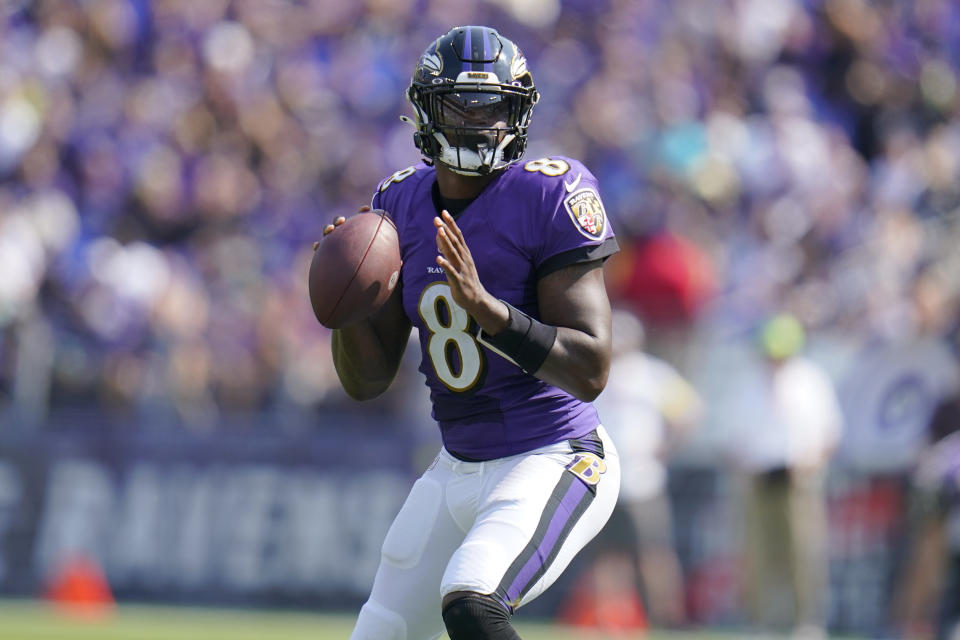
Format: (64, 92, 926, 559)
(523, 158, 570, 177)
(379, 166, 416, 193)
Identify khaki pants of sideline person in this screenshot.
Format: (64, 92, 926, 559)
(742, 468, 830, 632)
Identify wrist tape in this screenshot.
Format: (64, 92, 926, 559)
(476, 301, 557, 374)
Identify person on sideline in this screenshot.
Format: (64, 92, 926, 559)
(726, 314, 843, 640)
(894, 388, 960, 640)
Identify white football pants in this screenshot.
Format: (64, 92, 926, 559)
(350, 426, 620, 640)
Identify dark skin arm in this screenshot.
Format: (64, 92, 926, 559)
(535, 261, 613, 400)
(331, 287, 412, 400)
(435, 210, 612, 402)
(325, 208, 413, 401)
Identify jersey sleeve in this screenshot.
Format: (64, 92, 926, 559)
(370, 170, 398, 212)
(370, 184, 384, 210)
(526, 157, 619, 279)
(370, 164, 425, 225)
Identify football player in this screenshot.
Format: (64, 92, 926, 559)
(896, 426, 960, 640)
(326, 26, 621, 640)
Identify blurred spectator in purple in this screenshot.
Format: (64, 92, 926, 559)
(0, 0, 956, 434)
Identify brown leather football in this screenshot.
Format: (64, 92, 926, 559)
(309, 210, 401, 329)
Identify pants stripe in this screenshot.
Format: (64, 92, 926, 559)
(495, 471, 595, 609)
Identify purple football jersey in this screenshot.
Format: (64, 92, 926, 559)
(371, 156, 618, 460)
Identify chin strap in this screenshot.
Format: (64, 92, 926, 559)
(433, 131, 517, 176)
(400, 112, 517, 175)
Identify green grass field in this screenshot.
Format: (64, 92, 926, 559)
(0, 599, 784, 640)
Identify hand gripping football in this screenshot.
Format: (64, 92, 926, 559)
(309, 210, 401, 329)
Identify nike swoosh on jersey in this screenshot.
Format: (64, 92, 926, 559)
(564, 173, 582, 192)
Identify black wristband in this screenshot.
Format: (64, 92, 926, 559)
(477, 301, 557, 374)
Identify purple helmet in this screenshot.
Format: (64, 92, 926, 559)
(406, 26, 539, 176)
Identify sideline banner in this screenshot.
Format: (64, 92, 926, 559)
(0, 419, 416, 606)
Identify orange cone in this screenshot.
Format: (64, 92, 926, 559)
(45, 554, 115, 619)
(559, 554, 648, 634)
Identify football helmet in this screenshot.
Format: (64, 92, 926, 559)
(405, 26, 539, 176)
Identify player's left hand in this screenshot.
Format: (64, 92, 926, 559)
(434, 210, 484, 309)
(434, 210, 508, 333)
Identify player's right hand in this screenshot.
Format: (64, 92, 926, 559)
(321, 206, 371, 238)
(322, 216, 346, 238)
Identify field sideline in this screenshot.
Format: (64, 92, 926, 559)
(0, 599, 865, 640)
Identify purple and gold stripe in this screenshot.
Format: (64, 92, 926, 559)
(461, 27, 473, 73)
(461, 26, 494, 73)
(479, 26, 490, 71)
(494, 472, 595, 610)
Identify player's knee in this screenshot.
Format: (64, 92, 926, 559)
(442, 592, 520, 640)
(350, 600, 407, 640)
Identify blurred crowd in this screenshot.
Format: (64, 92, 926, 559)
(1, 0, 960, 430)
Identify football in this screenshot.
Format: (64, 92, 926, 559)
(309, 210, 401, 329)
